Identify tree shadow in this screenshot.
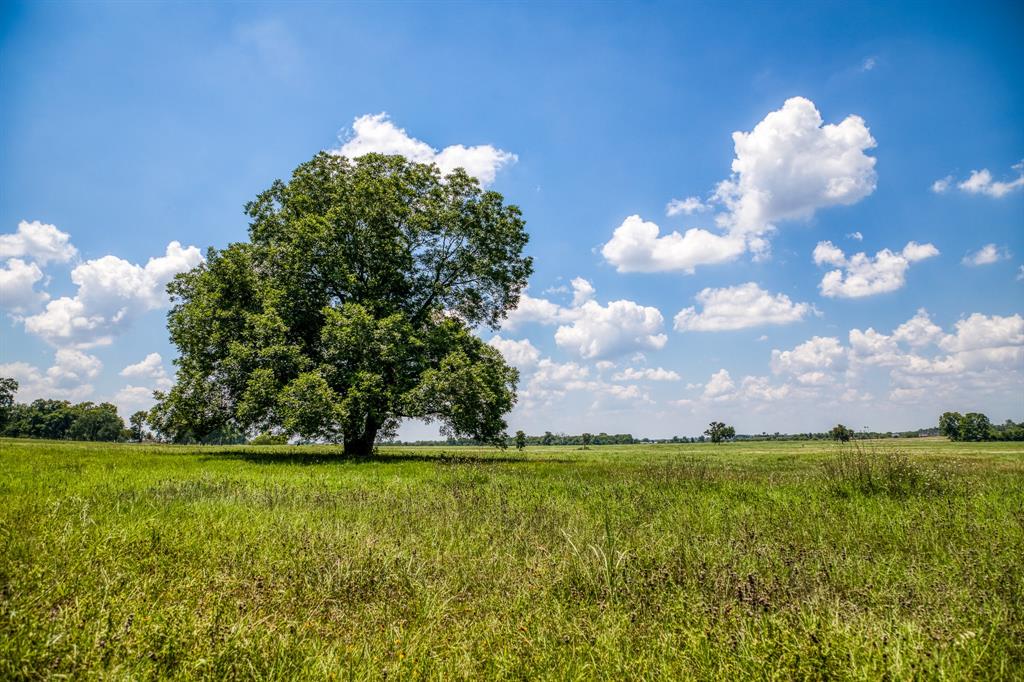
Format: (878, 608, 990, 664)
(199, 449, 571, 467)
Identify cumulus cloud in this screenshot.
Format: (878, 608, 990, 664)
(962, 243, 1011, 267)
(336, 113, 516, 186)
(600, 215, 745, 274)
(23, 241, 204, 347)
(601, 98, 878, 273)
(612, 367, 681, 382)
(957, 162, 1024, 198)
(0, 350, 102, 403)
(0, 220, 77, 265)
(892, 309, 943, 347)
(487, 336, 541, 369)
(814, 240, 939, 298)
(931, 176, 953, 194)
(771, 336, 845, 375)
(504, 279, 668, 360)
(0, 259, 49, 313)
(713, 97, 877, 242)
(674, 282, 813, 332)
(702, 369, 736, 399)
(665, 197, 709, 216)
(555, 298, 667, 359)
(847, 231, 863, 241)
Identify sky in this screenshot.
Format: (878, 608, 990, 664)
(1, 1, 1022, 438)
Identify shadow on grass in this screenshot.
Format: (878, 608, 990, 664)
(199, 450, 570, 467)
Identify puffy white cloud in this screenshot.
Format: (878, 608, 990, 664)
(336, 113, 516, 186)
(962, 243, 1011, 266)
(931, 176, 953, 194)
(600, 214, 745, 274)
(848, 327, 903, 365)
(570, 277, 595, 307)
(0, 259, 48, 313)
(503, 290, 576, 329)
(0, 220, 77, 265)
(939, 313, 1023, 353)
(120, 352, 170, 383)
(815, 240, 939, 298)
(114, 385, 159, 414)
(487, 336, 540, 369)
(555, 298, 667, 359)
(703, 369, 735, 399)
(23, 241, 203, 347)
(612, 367, 681, 382)
(957, 162, 1024, 198)
(674, 282, 812, 332)
(665, 197, 708, 216)
(601, 98, 877, 272)
(505, 280, 667, 360)
(0, 350, 102, 403)
(892, 309, 943, 347)
(771, 336, 845, 374)
(713, 97, 877, 240)
(847, 231, 863, 241)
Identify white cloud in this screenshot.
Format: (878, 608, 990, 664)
(504, 280, 667, 360)
(1018, 265, 1024, 282)
(665, 197, 708, 216)
(962, 243, 1011, 266)
(114, 385, 159, 415)
(847, 231, 863, 241)
(555, 298, 667, 359)
(957, 162, 1024, 198)
(771, 336, 845, 374)
(815, 240, 939, 298)
(601, 98, 877, 272)
(713, 97, 877, 242)
(600, 214, 745, 274)
(0, 259, 49, 313)
(931, 176, 953, 194)
(612, 367, 681, 382)
(0, 220, 77, 265)
(503, 290, 576, 329)
(120, 352, 168, 380)
(570, 277, 595, 307)
(23, 241, 203, 347)
(939, 313, 1023, 353)
(488, 336, 540, 369)
(892, 309, 943, 347)
(674, 282, 812, 332)
(0, 350, 102, 403)
(861, 56, 878, 71)
(336, 113, 516, 186)
(703, 369, 735, 399)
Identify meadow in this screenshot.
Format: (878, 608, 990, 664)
(1, 437, 1022, 680)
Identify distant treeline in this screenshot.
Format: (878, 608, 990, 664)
(1, 399, 127, 442)
(388, 427, 949, 447)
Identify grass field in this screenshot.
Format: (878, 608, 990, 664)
(1, 437, 1022, 680)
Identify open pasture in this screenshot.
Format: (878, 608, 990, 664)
(1, 438, 1022, 679)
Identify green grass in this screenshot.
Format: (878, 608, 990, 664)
(1, 437, 1022, 680)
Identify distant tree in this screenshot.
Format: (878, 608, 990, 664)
(541, 431, 555, 446)
(704, 421, 735, 444)
(129, 411, 148, 442)
(514, 430, 526, 451)
(939, 411, 963, 441)
(152, 152, 532, 454)
(250, 432, 289, 445)
(959, 412, 992, 442)
(828, 423, 854, 442)
(0, 377, 17, 429)
(581, 432, 592, 449)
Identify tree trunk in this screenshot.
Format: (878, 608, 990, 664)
(343, 422, 378, 457)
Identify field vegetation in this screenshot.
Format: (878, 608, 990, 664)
(1, 437, 1022, 679)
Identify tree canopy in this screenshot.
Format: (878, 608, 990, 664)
(704, 421, 735, 444)
(150, 152, 533, 454)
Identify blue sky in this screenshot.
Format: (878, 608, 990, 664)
(1, 1, 1022, 437)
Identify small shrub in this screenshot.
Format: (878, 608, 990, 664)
(822, 443, 950, 498)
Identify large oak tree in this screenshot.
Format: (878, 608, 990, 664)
(150, 152, 532, 454)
